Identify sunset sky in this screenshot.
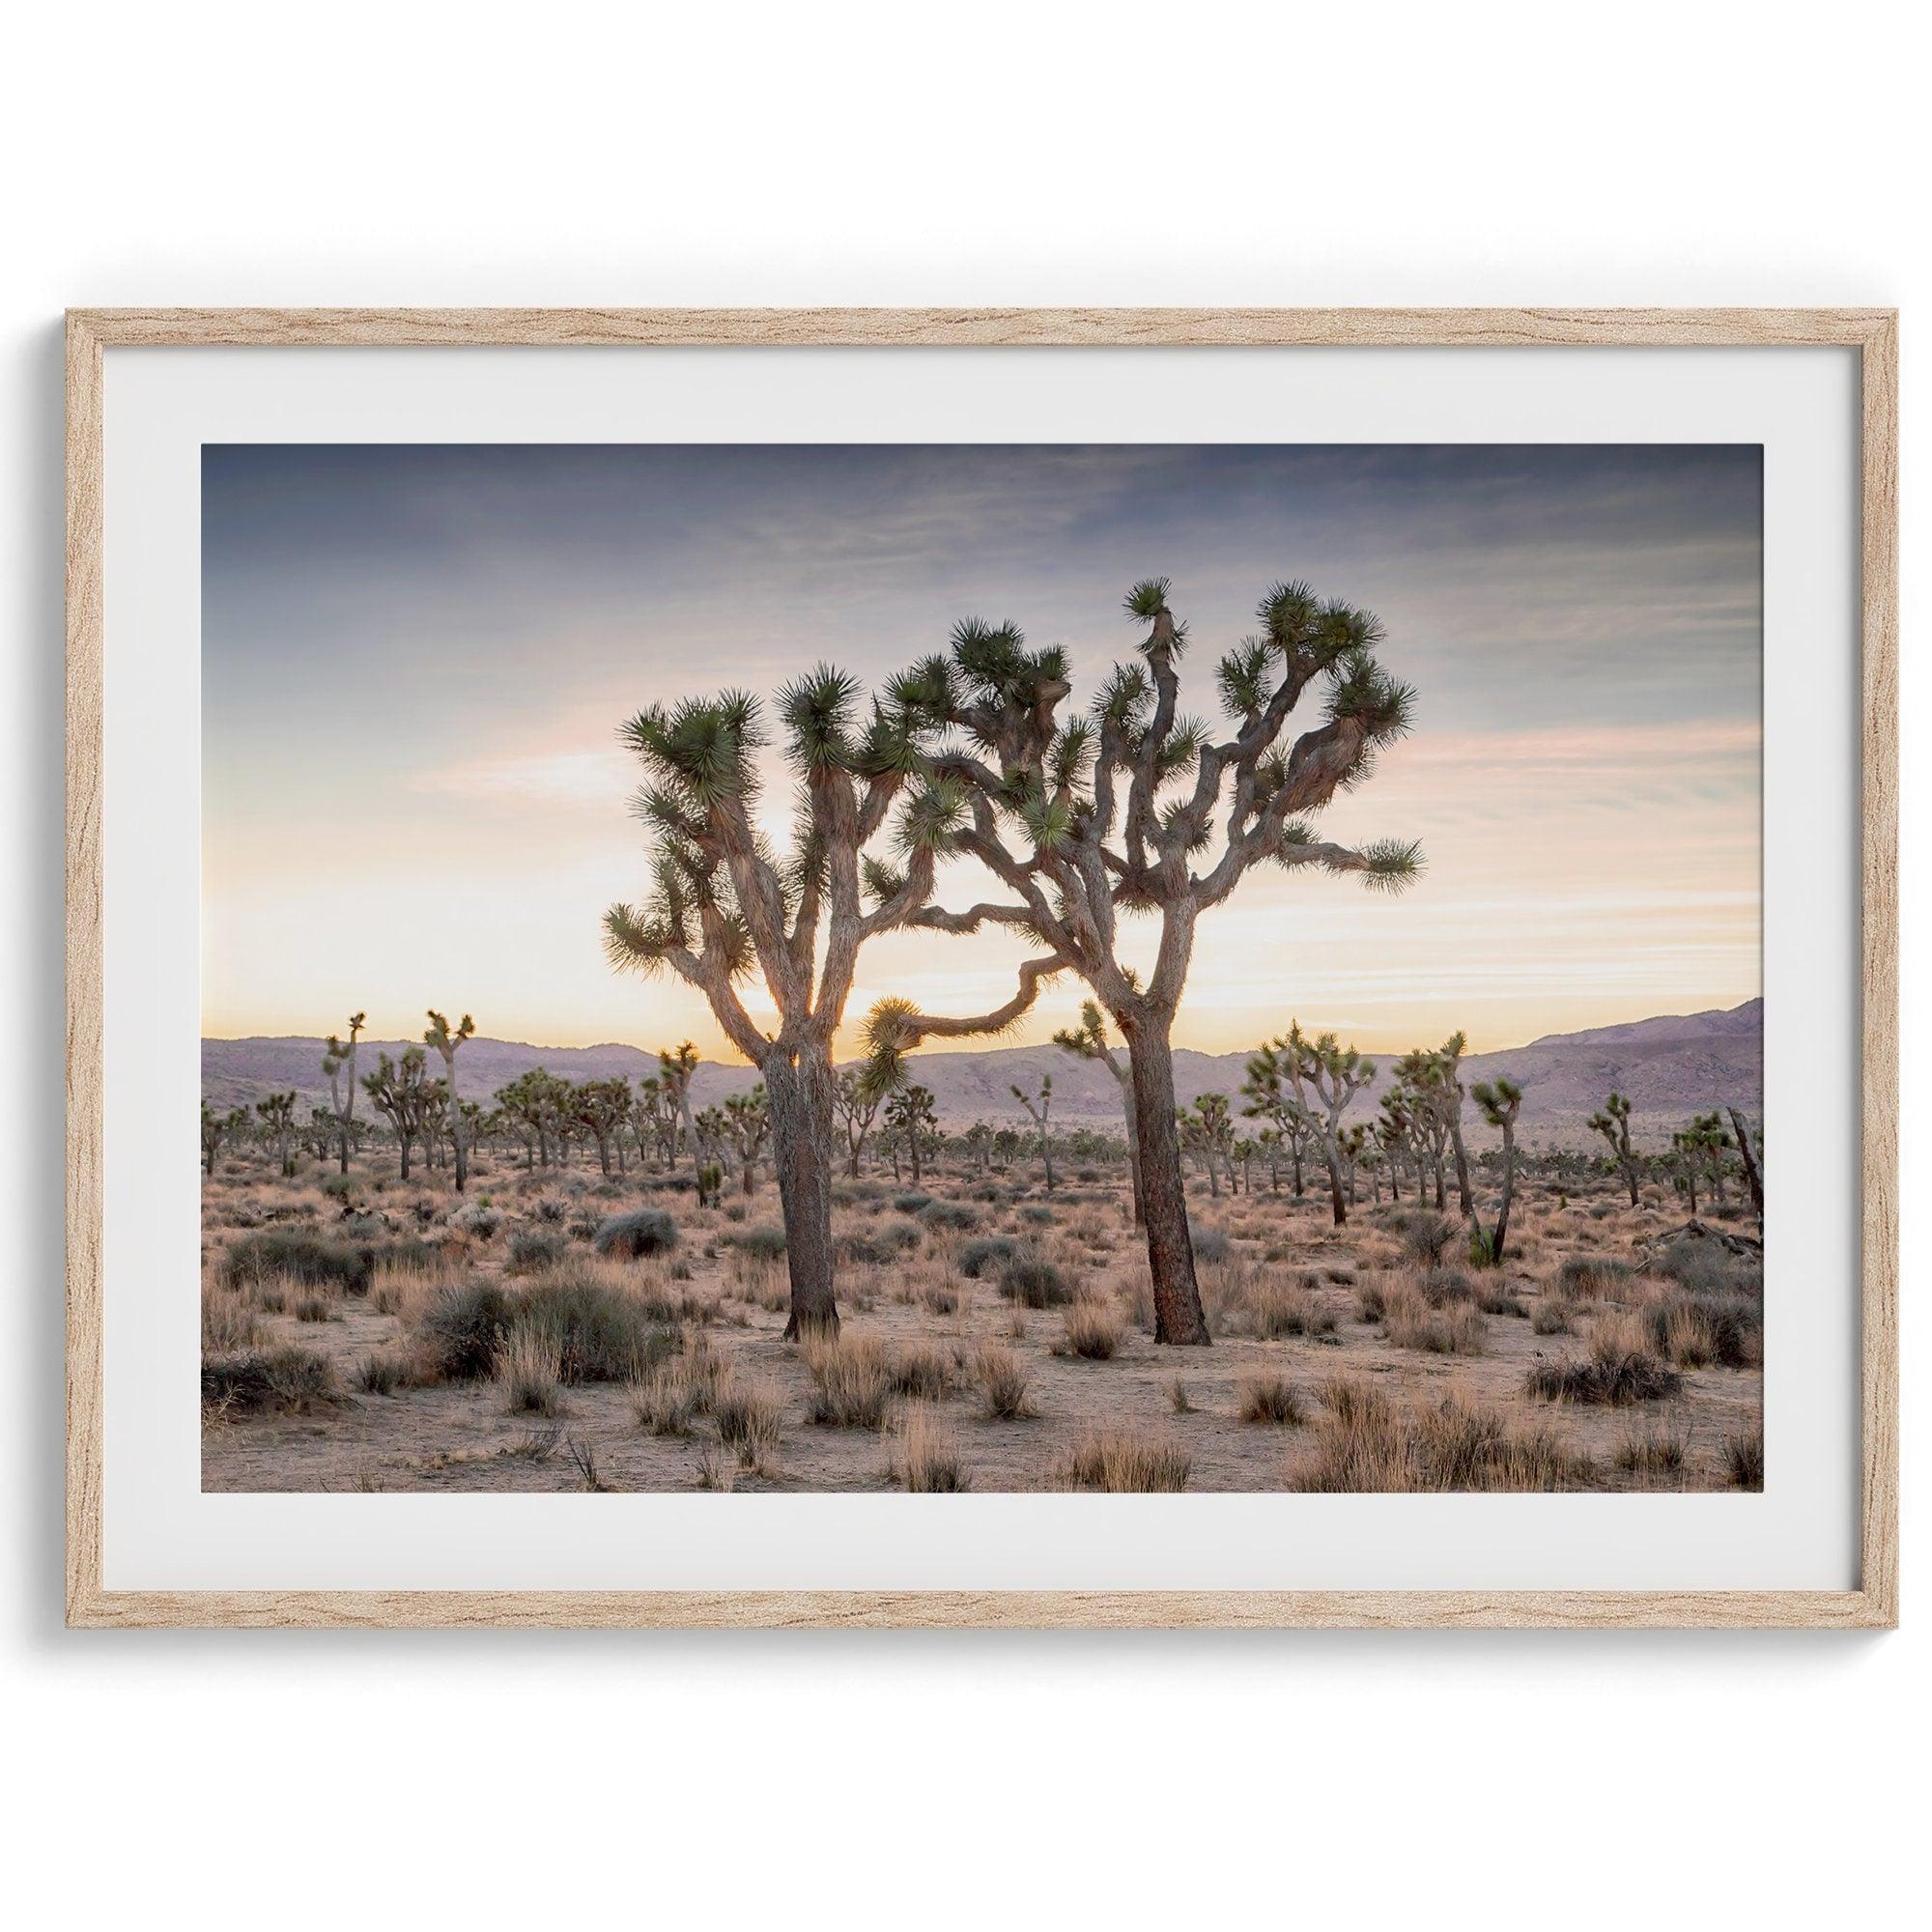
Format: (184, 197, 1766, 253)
(202, 443, 1761, 1061)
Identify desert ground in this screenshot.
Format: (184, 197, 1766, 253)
(201, 1141, 1763, 1494)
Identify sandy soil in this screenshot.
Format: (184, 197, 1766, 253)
(200, 1151, 1763, 1494)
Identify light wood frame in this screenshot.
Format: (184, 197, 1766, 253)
(65, 307, 1899, 1630)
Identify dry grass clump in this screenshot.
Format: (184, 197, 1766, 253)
(890, 1342, 953, 1402)
(892, 1405, 970, 1492)
(1531, 1296, 1575, 1335)
(1237, 1373, 1308, 1426)
(201, 1345, 340, 1418)
(497, 1321, 564, 1416)
(1055, 1426, 1191, 1492)
(1613, 1417, 1690, 1480)
(1723, 1430, 1765, 1491)
(1523, 1311, 1685, 1406)
(1251, 1278, 1337, 1340)
(713, 1375, 784, 1465)
(353, 1351, 406, 1396)
(1645, 1293, 1759, 1371)
(1553, 1254, 1634, 1299)
(201, 1283, 262, 1353)
(1054, 1301, 1122, 1359)
(973, 1343, 1035, 1419)
(631, 1361, 696, 1435)
(1292, 1378, 1592, 1492)
(1381, 1283, 1486, 1356)
(804, 1334, 895, 1429)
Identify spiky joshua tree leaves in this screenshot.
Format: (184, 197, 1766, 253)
(603, 668, 1030, 1338)
(862, 577, 1419, 1344)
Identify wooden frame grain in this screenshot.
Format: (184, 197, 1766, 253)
(64, 307, 1899, 1630)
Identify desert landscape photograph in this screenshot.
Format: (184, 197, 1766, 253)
(198, 441, 1765, 1494)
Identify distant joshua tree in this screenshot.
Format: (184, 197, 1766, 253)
(834, 1065, 887, 1179)
(603, 670, 1034, 1339)
(723, 1085, 770, 1195)
(1179, 1092, 1236, 1196)
(1242, 1039, 1313, 1196)
(867, 578, 1417, 1344)
(1280, 1021, 1377, 1227)
(200, 1101, 249, 1177)
(1010, 1072, 1056, 1191)
(1588, 1090, 1642, 1207)
(423, 1009, 475, 1190)
(883, 1083, 939, 1186)
(573, 1075, 634, 1176)
(1053, 1000, 1143, 1222)
(363, 1046, 437, 1180)
(656, 1042, 701, 1171)
(253, 1090, 298, 1175)
(321, 1011, 366, 1175)
(1470, 1076, 1521, 1265)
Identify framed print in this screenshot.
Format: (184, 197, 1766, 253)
(65, 307, 1897, 1628)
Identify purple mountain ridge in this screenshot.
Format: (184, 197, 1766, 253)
(202, 999, 1760, 1152)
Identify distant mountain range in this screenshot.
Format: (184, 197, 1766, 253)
(202, 998, 1760, 1151)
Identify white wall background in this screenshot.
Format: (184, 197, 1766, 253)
(1, 4, 1921, 1923)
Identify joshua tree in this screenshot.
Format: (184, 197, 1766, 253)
(1435, 1032, 1475, 1216)
(1727, 1106, 1763, 1218)
(254, 1090, 298, 1176)
(1587, 1091, 1642, 1207)
(1278, 1022, 1378, 1227)
(573, 1076, 634, 1176)
(1010, 1072, 1056, 1190)
(883, 1083, 939, 1186)
(1053, 999, 1144, 1223)
(1687, 1110, 1732, 1208)
(656, 1042, 701, 1171)
(834, 1065, 887, 1179)
(200, 1101, 249, 1176)
(964, 1121, 994, 1175)
(363, 1047, 437, 1180)
(722, 1085, 770, 1196)
(1470, 1076, 1521, 1264)
(423, 1009, 476, 1190)
(603, 670, 1038, 1340)
(1242, 1039, 1302, 1198)
(1339, 1122, 1369, 1203)
(321, 1011, 366, 1175)
(867, 577, 1417, 1344)
(1181, 1092, 1236, 1196)
(631, 1075, 681, 1171)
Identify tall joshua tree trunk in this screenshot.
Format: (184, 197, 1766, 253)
(1727, 1106, 1763, 1218)
(764, 1047, 838, 1340)
(1124, 1020, 1209, 1345)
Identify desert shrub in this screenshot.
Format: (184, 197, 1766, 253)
(507, 1229, 567, 1275)
(320, 1173, 358, 1203)
(1238, 1373, 1308, 1426)
(728, 1222, 788, 1262)
(497, 1321, 564, 1415)
(974, 1344, 1034, 1419)
(1477, 1284, 1527, 1317)
(1650, 1237, 1737, 1295)
(201, 1285, 261, 1353)
(1382, 1285, 1485, 1356)
(1420, 1264, 1475, 1306)
(1293, 1379, 1590, 1492)
(353, 1351, 405, 1396)
(1531, 1296, 1575, 1336)
(1614, 1419, 1690, 1479)
(1191, 1226, 1233, 1264)
(894, 1406, 969, 1492)
(917, 1198, 979, 1232)
(201, 1345, 339, 1416)
(532, 1196, 568, 1224)
(893, 1191, 935, 1214)
(804, 1335, 895, 1429)
(414, 1281, 516, 1380)
(1018, 1203, 1055, 1226)
(450, 1200, 501, 1239)
(891, 1343, 953, 1401)
(631, 1362, 696, 1436)
(1251, 1280, 1336, 1340)
(516, 1265, 677, 1382)
(1389, 1210, 1455, 1266)
(999, 1256, 1073, 1308)
(1055, 1301, 1122, 1359)
(957, 1236, 1020, 1279)
(1555, 1254, 1633, 1297)
(1056, 1428, 1191, 1492)
(1523, 1326, 1684, 1406)
(1723, 1430, 1765, 1491)
(292, 1293, 336, 1323)
(591, 1207, 680, 1260)
(221, 1230, 372, 1295)
(838, 1220, 921, 1264)
(1355, 1280, 1388, 1322)
(713, 1376, 784, 1460)
(1647, 1293, 1757, 1370)
(921, 1281, 959, 1315)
